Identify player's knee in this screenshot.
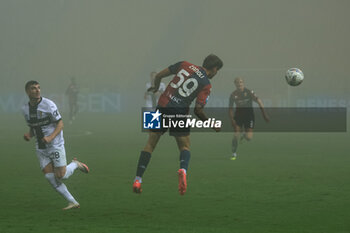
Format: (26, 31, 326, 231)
(246, 134, 253, 141)
(179, 145, 190, 151)
(44, 173, 54, 181)
(143, 145, 154, 153)
(55, 173, 64, 180)
(55, 170, 66, 180)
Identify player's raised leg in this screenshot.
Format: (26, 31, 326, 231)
(133, 131, 162, 193)
(49, 146, 89, 180)
(54, 159, 89, 180)
(175, 135, 190, 195)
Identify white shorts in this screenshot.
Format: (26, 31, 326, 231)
(36, 145, 67, 170)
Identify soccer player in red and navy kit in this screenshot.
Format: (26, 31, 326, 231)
(133, 54, 223, 195)
(229, 77, 269, 160)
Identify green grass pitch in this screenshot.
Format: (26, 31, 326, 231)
(0, 113, 349, 233)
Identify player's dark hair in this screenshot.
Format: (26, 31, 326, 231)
(25, 80, 39, 91)
(202, 54, 223, 70)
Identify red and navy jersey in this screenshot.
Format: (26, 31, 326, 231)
(158, 61, 211, 109)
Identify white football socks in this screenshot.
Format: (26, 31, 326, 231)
(134, 176, 142, 183)
(56, 183, 78, 204)
(62, 162, 78, 179)
(45, 173, 78, 204)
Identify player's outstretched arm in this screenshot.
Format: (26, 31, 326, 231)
(255, 98, 270, 122)
(42, 120, 64, 144)
(148, 68, 172, 93)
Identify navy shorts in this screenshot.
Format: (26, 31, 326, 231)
(150, 107, 190, 137)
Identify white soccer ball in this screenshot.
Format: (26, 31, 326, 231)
(285, 68, 304, 86)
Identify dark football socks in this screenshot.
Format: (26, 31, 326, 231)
(180, 150, 191, 171)
(136, 151, 152, 177)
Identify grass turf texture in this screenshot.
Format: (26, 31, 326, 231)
(0, 113, 349, 233)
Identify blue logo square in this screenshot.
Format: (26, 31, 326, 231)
(143, 110, 162, 129)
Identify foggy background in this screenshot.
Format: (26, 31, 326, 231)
(0, 0, 349, 114)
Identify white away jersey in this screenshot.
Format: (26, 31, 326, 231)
(22, 97, 64, 149)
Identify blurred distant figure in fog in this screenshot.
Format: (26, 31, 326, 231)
(65, 77, 79, 124)
(144, 71, 166, 109)
(229, 77, 269, 160)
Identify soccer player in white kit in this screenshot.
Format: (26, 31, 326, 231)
(22, 81, 89, 210)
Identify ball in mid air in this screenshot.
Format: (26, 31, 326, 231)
(285, 68, 304, 86)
